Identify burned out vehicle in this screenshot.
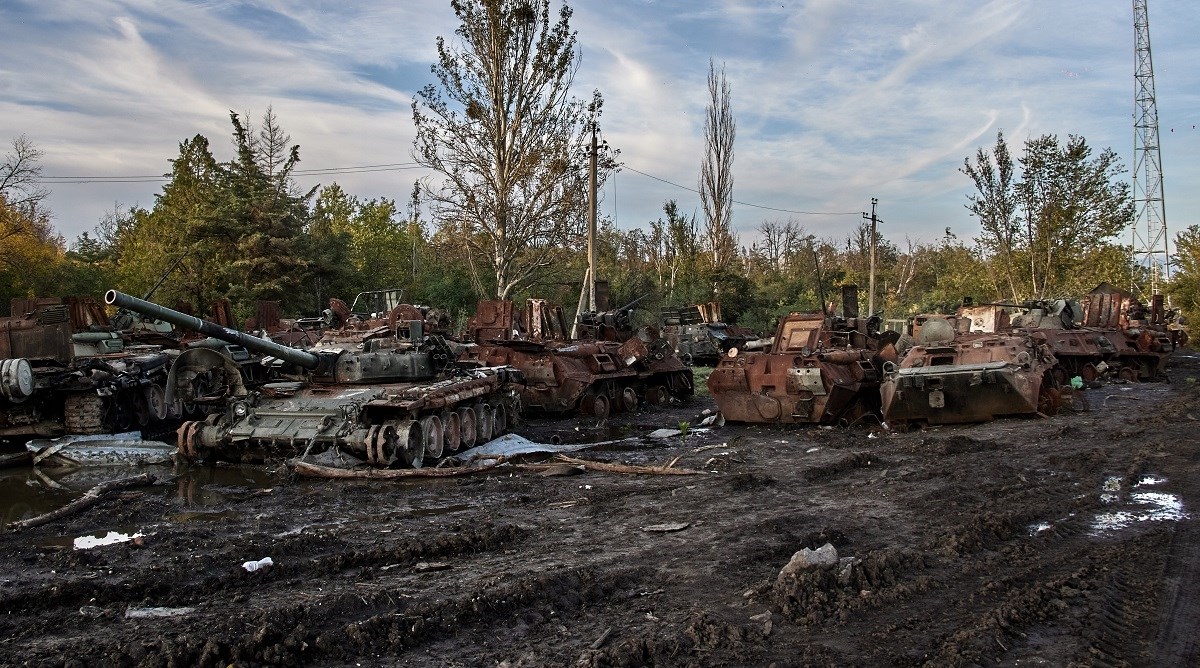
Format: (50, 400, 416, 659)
(106, 290, 519, 468)
(959, 284, 1174, 383)
(880, 315, 1060, 427)
(661, 302, 755, 366)
(1, 296, 179, 441)
(707, 287, 898, 425)
(462, 298, 693, 418)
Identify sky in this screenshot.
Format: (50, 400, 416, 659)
(4, 0, 1199, 256)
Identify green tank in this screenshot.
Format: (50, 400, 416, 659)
(105, 290, 520, 467)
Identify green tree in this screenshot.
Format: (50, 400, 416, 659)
(1017, 134, 1132, 297)
(412, 0, 614, 299)
(699, 59, 737, 279)
(961, 130, 1021, 300)
(1169, 225, 1200, 318)
(962, 132, 1133, 300)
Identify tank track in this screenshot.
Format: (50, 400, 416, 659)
(63, 393, 106, 434)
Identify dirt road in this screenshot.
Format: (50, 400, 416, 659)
(2, 354, 1199, 666)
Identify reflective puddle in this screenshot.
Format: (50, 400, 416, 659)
(1090, 474, 1188, 536)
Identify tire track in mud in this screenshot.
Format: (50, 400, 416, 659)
(588, 418, 1176, 667)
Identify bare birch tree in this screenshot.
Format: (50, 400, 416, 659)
(699, 59, 737, 275)
(412, 0, 613, 299)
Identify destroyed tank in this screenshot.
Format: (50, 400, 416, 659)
(106, 290, 520, 467)
(462, 298, 693, 417)
(661, 302, 755, 366)
(707, 286, 898, 425)
(880, 315, 1060, 427)
(1, 297, 178, 442)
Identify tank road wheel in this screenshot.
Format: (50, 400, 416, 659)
(395, 420, 424, 469)
(177, 420, 204, 460)
(143, 385, 169, 422)
(440, 410, 462, 453)
(420, 415, 445, 459)
(457, 406, 478, 450)
(133, 389, 153, 427)
(364, 423, 398, 466)
(491, 400, 508, 436)
(475, 403, 495, 444)
(644, 386, 669, 406)
(620, 387, 638, 412)
(1118, 366, 1140, 382)
(64, 393, 106, 435)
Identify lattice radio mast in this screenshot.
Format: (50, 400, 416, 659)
(1132, 0, 1170, 297)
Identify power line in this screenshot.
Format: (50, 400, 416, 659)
(35, 161, 426, 184)
(622, 165, 862, 216)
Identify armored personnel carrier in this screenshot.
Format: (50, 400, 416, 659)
(462, 298, 692, 418)
(106, 290, 519, 467)
(880, 315, 1060, 427)
(661, 302, 755, 366)
(707, 286, 898, 425)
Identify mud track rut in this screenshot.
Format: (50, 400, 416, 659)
(2, 357, 1200, 666)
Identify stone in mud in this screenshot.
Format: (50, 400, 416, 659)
(778, 542, 839, 582)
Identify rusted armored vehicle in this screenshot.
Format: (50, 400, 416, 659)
(1, 296, 178, 441)
(962, 284, 1174, 383)
(661, 302, 755, 366)
(707, 287, 898, 425)
(880, 315, 1060, 427)
(106, 290, 519, 468)
(462, 298, 693, 418)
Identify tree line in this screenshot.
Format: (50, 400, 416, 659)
(1, 0, 1191, 335)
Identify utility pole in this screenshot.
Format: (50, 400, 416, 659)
(587, 125, 598, 312)
(572, 125, 600, 339)
(863, 198, 882, 317)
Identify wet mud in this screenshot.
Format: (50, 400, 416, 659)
(3, 357, 1200, 666)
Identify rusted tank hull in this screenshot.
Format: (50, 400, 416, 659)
(707, 352, 878, 425)
(464, 299, 693, 418)
(466, 343, 692, 417)
(881, 362, 1045, 425)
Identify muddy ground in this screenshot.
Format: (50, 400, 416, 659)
(3, 355, 1200, 667)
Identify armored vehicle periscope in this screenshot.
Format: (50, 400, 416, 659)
(106, 290, 519, 467)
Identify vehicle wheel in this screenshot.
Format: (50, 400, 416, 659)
(457, 406, 478, 450)
(395, 420, 424, 468)
(440, 410, 462, 453)
(491, 401, 508, 436)
(420, 415, 444, 459)
(620, 387, 638, 412)
(475, 403, 495, 443)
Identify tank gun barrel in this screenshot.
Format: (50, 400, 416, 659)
(105, 290, 321, 370)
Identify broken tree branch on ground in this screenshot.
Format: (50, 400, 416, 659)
(7, 473, 157, 531)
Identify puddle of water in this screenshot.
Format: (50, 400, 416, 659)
(1091, 474, 1188, 536)
(0, 469, 82, 529)
(1028, 522, 1053, 536)
(73, 530, 144, 550)
(169, 466, 280, 507)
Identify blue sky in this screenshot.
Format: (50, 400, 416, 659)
(4, 0, 1199, 255)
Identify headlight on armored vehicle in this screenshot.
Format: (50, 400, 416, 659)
(232, 401, 250, 418)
